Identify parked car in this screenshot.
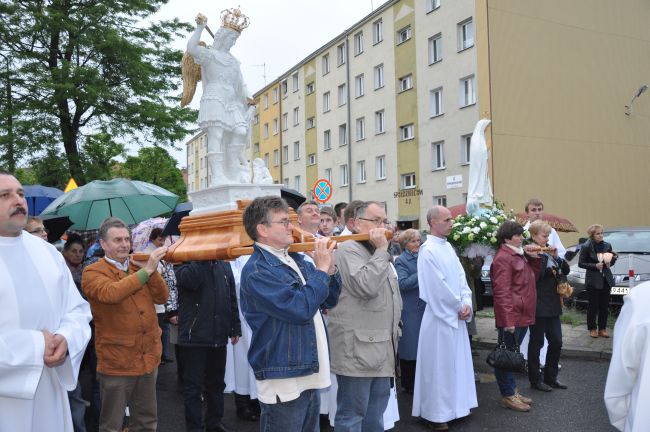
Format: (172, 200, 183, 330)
(567, 227, 650, 306)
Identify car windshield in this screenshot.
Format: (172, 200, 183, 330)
(604, 230, 650, 254)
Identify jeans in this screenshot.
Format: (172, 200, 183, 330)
(334, 375, 390, 432)
(587, 287, 610, 330)
(528, 317, 562, 384)
(68, 381, 87, 432)
(494, 327, 527, 397)
(259, 388, 320, 432)
(182, 345, 227, 432)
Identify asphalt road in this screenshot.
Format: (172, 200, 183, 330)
(153, 349, 617, 432)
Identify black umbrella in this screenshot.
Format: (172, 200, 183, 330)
(161, 202, 192, 237)
(281, 187, 306, 210)
(40, 214, 74, 243)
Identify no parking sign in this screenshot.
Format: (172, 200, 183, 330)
(312, 179, 333, 203)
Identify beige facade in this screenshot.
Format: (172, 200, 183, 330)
(185, 131, 207, 193)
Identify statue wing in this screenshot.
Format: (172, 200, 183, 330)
(180, 42, 206, 107)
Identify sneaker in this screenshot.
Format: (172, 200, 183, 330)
(515, 392, 533, 405)
(500, 395, 531, 412)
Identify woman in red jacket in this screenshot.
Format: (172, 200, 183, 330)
(490, 221, 541, 413)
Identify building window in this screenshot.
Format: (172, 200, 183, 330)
(281, 80, 288, 97)
(254, 142, 260, 153)
(283, 145, 289, 163)
(263, 94, 268, 110)
(401, 172, 416, 189)
(461, 134, 471, 164)
(324, 168, 332, 183)
(264, 153, 269, 168)
(282, 113, 288, 131)
(355, 74, 365, 98)
(374, 64, 384, 89)
(293, 107, 300, 126)
(432, 141, 445, 170)
(354, 31, 364, 55)
(283, 178, 289, 188)
(273, 149, 279, 166)
(427, 0, 440, 13)
(428, 33, 442, 64)
(397, 26, 411, 44)
(340, 164, 349, 186)
(357, 160, 366, 183)
(355, 117, 365, 141)
(306, 81, 315, 94)
(253, 114, 259, 125)
(430, 87, 443, 117)
(338, 84, 347, 106)
(293, 141, 300, 160)
(324, 129, 331, 150)
(308, 153, 316, 165)
(292, 72, 299, 92)
(322, 53, 330, 75)
(399, 74, 413, 92)
(294, 175, 301, 191)
(273, 118, 279, 135)
(337, 43, 346, 66)
(272, 87, 278, 103)
(263, 123, 269, 139)
(375, 110, 385, 134)
(458, 18, 474, 51)
(307, 117, 316, 129)
(323, 91, 331, 113)
(434, 195, 447, 207)
(400, 124, 414, 141)
(373, 19, 383, 44)
(460, 75, 476, 107)
(339, 123, 348, 146)
(376, 155, 386, 180)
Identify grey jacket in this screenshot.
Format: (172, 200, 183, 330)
(327, 240, 402, 377)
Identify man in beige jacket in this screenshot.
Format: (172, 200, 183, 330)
(327, 201, 402, 431)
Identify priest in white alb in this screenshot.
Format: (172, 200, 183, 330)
(412, 205, 477, 430)
(0, 170, 92, 431)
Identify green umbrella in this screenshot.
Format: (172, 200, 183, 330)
(41, 178, 179, 230)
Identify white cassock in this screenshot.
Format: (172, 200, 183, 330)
(604, 280, 650, 432)
(0, 232, 92, 431)
(413, 235, 477, 423)
(225, 255, 258, 398)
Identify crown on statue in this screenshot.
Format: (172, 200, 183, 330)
(220, 7, 250, 33)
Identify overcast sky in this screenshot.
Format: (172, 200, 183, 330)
(152, 0, 385, 166)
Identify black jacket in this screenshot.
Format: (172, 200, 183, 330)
(578, 240, 617, 289)
(175, 260, 241, 347)
(535, 253, 569, 317)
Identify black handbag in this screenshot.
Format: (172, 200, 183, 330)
(486, 342, 526, 373)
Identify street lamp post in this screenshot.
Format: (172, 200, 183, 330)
(625, 84, 648, 116)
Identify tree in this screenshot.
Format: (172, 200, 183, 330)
(120, 146, 186, 199)
(0, 1, 196, 184)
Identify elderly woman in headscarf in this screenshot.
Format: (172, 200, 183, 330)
(394, 228, 425, 394)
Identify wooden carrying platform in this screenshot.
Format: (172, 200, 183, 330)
(131, 200, 390, 263)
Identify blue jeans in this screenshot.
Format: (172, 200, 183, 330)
(68, 381, 86, 432)
(334, 375, 390, 432)
(494, 327, 528, 397)
(259, 388, 320, 432)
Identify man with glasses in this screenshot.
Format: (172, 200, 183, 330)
(412, 206, 477, 431)
(25, 216, 49, 241)
(240, 196, 341, 432)
(327, 201, 402, 431)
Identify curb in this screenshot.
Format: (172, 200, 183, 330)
(473, 339, 612, 361)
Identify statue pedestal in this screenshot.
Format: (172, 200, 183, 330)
(189, 183, 282, 215)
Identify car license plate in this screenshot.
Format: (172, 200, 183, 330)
(610, 286, 630, 295)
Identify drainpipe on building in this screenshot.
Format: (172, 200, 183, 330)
(344, 34, 353, 203)
(278, 90, 283, 185)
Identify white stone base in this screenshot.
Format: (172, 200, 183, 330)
(189, 183, 283, 215)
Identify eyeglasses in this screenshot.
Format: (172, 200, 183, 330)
(358, 217, 390, 226)
(28, 227, 48, 234)
(267, 219, 291, 228)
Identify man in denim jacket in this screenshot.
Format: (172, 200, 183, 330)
(240, 196, 341, 432)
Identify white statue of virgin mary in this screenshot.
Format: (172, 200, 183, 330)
(466, 118, 493, 216)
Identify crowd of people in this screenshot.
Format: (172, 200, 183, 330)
(1, 168, 646, 432)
